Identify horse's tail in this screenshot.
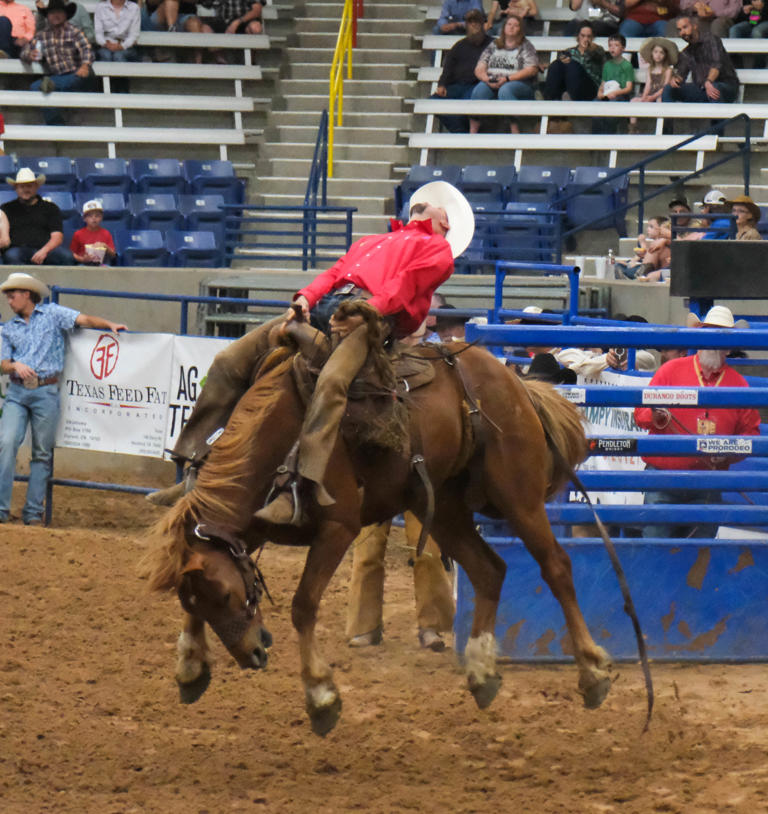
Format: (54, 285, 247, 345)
(521, 378, 588, 499)
(138, 496, 199, 593)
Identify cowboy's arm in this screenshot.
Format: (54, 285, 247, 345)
(75, 314, 127, 332)
(0, 330, 34, 378)
(633, 366, 670, 429)
(0, 210, 9, 250)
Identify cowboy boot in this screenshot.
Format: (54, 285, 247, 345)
(253, 480, 305, 526)
(146, 464, 198, 506)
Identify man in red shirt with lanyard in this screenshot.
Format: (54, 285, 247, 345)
(148, 182, 474, 516)
(633, 305, 760, 538)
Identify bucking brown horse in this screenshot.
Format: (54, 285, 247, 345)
(141, 343, 612, 735)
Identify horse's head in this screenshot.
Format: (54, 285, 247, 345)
(178, 524, 272, 671)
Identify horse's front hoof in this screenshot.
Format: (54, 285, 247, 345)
(469, 672, 502, 710)
(306, 684, 342, 736)
(177, 662, 211, 704)
(581, 675, 611, 710)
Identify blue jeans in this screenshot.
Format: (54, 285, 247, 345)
(730, 19, 768, 37)
(30, 71, 91, 125)
(470, 79, 536, 101)
(97, 46, 139, 62)
(642, 485, 722, 539)
(0, 382, 60, 522)
(544, 58, 598, 101)
(662, 81, 739, 103)
(432, 82, 477, 132)
(619, 18, 668, 37)
(3, 245, 74, 265)
(0, 16, 20, 57)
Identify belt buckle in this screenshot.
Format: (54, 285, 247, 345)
(338, 282, 356, 295)
(23, 375, 39, 390)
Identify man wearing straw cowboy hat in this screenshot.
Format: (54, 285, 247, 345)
(633, 305, 760, 539)
(1, 168, 73, 265)
(0, 272, 126, 524)
(726, 194, 763, 240)
(148, 182, 475, 514)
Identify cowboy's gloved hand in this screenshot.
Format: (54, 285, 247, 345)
(329, 311, 365, 339)
(651, 408, 671, 429)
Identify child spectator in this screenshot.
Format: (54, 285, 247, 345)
(592, 33, 633, 133)
(614, 215, 671, 280)
(628, 36, 677, 133)
(70, 199, 116, 265)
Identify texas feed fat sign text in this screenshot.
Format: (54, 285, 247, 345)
(56, 330, 228, 458)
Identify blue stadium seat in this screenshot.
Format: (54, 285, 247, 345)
(179, 194, 227, 242)
(75, 158, 132, 194)
(114, 229, 169, 266)
(129, 159, 186, 194)
(509, 165, 571, 204)
(25, 157, 77, 192)
(458, 165, 517, 208)
(0, 190, 18, 206)
(183, 160, 243, 204)
(75, 192, 131, 230)
(129, 193, 185, 231)
(166, 230, 222, 267)
(757, 206, 768, 238)
(396, 165, 462, 213)
(493, 202, 554, 264)
(454, 212, 493, 274)
(40, 191, 78, 233)
(563, 166, 629, 233)
(0, 155, 16, 178)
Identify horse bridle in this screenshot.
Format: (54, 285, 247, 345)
(188, 523, 273, 648)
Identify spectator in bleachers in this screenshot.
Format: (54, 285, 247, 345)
(564, 0, 620, 37)
(0, 208, 9, 255)
(628, 37, 677, 133)
(619, 0, 673, 38)
(469, 15, 539, 133)
(668, 195, 700, 236)
(729, 0, 768, 67)
(434, 0, 485, 35)
(0, 0, 36, 58)
(431, 9, 491, 132)
(695, 188, 733, 238)
(1, 168, 73, 265)
(199, 0, 263, 64)
(592, 33, 634, 134)
(70, 199, 117, 265)
(634, 305, 760, 539)
(36, 0, 94, 44)
(680, 0, 742, 38)
(614, 215, 671, 279)
(21, 0, 93, 126)
(94, 0, 140, 64)
(484, 0, 537, 36)
(544, 21, 606, 103)
(142, 0, 204, 62)
(726, 194, 762, 239)
(662, 13, 740, 103)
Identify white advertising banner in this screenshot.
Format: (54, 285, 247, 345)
(57, 330, 174, 457)
(572, 369, 649, 506)
(164, 335, 230, 456)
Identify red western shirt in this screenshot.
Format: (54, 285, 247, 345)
(634, 354, 760, 470)
(296, 218, 454, 338)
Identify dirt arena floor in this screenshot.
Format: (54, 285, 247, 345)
(2, 486, 768, 814)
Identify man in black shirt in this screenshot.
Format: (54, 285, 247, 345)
(430, 9, 491, 132)
(2, 168, 73, 265)
(662, 13, 739, 103)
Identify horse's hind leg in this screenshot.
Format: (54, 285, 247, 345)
(176, 613, 212, 704)
(430, 495, 506, 710)
(505, 503, 612, 709)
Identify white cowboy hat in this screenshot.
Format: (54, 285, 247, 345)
(408, 181, 475, 259)
(686, 305, 735, 329)
(82, 199, 103, 215)
(6, 167, 46, 187)
(0, 272, 51, 299)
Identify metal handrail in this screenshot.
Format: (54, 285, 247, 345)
(328, 0, 362, 177)
(552, 113, 751, 237)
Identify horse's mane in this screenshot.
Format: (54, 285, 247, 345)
(520, 378, 588, 499)
(139, 349, 296, 592)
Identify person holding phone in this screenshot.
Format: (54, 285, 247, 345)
(544, 21, 606, 101)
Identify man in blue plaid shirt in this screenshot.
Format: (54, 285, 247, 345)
(20, 0, 93, 125)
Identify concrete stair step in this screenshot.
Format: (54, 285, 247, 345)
(264, 158, 395, 180)
(258, 192, 393, 216)
(285, 47, 424, 65)
(265, 124, 404, 145)
(285, 62, 410, 80)
(278, 78, 414, 97)
(258, 175, 398, 196)
(296, 32, 419, 49)
(303, 2, 421, 19)
(280, 94, 404, 113)
(264, 141, 413, 161)
(295, 17, 422, 33)
(268, 110, 412, 128)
